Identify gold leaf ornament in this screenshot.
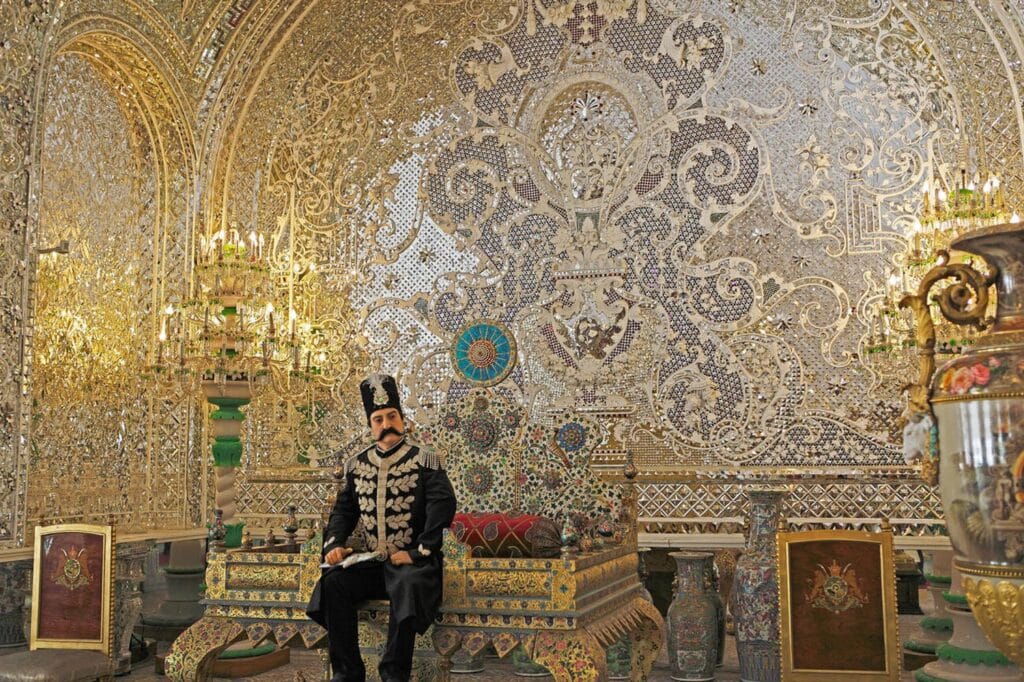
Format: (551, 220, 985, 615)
(963, 576, 1024, 667)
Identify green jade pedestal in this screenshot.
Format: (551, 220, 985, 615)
(207, 390, 248, 548)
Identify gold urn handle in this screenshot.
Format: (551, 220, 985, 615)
(897, 250, 994, 483)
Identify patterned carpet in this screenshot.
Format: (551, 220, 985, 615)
(0, 593, 927, 681)
(116, 616, 924, 681)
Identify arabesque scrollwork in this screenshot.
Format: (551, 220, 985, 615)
(9, 0, 1024, 548)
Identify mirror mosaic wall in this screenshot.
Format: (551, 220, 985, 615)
(3, 0, 1024, 549)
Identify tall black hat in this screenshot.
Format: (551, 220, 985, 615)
(360, 373, 403, 422)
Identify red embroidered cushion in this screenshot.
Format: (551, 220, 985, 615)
(450, 512, 561, 558)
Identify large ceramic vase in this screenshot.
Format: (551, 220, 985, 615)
(926, 224, 1024, 666)
(731, 489, 786, 682)
(703, 555, 726, 668)
(666, 551, 720, 681)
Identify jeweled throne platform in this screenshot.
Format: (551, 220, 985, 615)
(164, 477, 663, 681)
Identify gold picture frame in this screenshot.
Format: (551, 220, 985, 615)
(778, 527, 900, 681)
(30, 523, 115, 655)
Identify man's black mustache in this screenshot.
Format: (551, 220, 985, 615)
(377, 426, 405, 439)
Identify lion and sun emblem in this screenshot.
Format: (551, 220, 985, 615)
(804, 559, 870, 613)
(51, 545, 92, 591)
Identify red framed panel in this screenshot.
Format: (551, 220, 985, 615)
(30, 524, 114, 654)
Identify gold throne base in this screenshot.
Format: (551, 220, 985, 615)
(163, 535, 663, 681)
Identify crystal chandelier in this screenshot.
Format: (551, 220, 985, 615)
(914, 171, 1013, 256)
(153, 224, 331, 389)
(868, 166, 1019, 368)
(148, 221, 329, 546)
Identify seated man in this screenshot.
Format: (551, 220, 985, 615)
(307, 373, 457, 682)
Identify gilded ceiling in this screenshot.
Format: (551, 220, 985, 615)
(3, 0, 1024, 549)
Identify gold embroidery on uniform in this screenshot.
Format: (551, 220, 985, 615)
(352, 443, 421, 554)
(387, 512, 412, 529)
(388, 495, 415, 511)
(391, 528, 413, 547)
(353, 477, 376, 496)
(376, 456, 390, 552)
(367, 443, 413, 553)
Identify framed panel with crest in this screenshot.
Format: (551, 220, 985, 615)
(778, 527, 900, 681)
(30, 523, 114, 654)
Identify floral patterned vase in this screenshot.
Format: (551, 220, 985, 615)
(667, 551, 720, 681)
(703, 554, 726, 667)
(924, 224, 1024, 667)
(731, 488, 787, 682)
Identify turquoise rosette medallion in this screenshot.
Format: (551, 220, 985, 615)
(452, 320, 516, 387)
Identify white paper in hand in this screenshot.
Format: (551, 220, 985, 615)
(320, 551, 384, 570)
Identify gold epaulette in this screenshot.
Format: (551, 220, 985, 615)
(342, 445, 374, 475)
(413, 443, 443, 470)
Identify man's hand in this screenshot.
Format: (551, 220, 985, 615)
(389, 550, 413, 566)
(325, 546, 354, 565)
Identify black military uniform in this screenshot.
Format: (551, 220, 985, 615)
(307, 374, 457, 682)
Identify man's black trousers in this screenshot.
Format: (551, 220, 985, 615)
(320, 561, 417, 682)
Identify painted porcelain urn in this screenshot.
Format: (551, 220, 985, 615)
(903, 222, 1024, 665)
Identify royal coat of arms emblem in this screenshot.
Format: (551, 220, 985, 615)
(52, 546, 92, 591)
(804, 559, 869, 613)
